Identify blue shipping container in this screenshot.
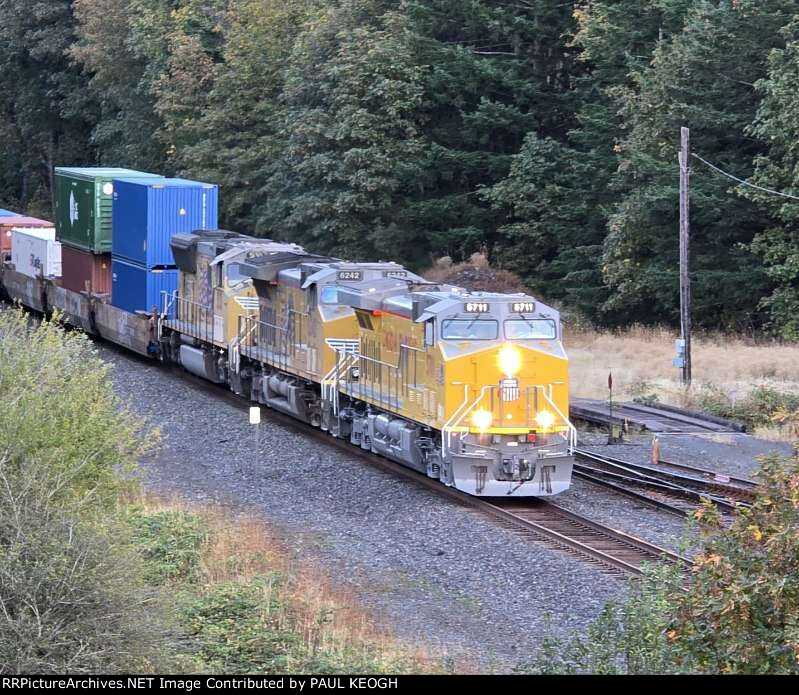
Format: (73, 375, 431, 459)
(111, 258, 179, 318)
(112, 178, 219, 267)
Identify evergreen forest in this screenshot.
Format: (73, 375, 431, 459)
(3, 0, 799, 335)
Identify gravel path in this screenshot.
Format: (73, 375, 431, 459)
(98, 344, 626, 672)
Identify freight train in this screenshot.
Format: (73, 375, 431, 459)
(0, 170, 575, 497)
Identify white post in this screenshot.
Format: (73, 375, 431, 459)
(249, 406, 261, 475)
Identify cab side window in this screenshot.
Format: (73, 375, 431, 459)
(424, 320, 436, 346)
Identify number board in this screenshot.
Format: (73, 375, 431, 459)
(337, 270, 363, 281)
(464, 302, 490, 313)
(383, 270, 407, 278)
(510, 301, 536, 313)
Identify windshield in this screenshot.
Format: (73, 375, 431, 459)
(441, 319, 498, 340)
(505, 319, 557, 340)
(226, 263, 246, 286)
(320, 286, 339, 304)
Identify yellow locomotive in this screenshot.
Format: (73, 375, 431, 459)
(160, 232, 575, 497)
(328, 282, 575, 496)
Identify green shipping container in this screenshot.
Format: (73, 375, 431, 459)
(54, 167, 163, 253)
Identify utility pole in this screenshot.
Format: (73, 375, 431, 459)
(678, 127, 692, 386)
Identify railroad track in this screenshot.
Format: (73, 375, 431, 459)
(481, 499, 691, 577)
(574, 448, 758, 518)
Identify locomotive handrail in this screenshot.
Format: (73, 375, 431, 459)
(442, 384, 489, 460)
(442, 382, 575, 455)
(161, 289, 178, 320)
(535, 384, 577, 452)
(171, 292, 212, 312)
(167, 292, 221, 344)
(352, 343, 424, 411)
(239, 312, 319, 377)
(352, 343, 421, 373)
(241, 310, 306, 352)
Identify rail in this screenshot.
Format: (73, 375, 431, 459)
(486, 499, 692, 577)
(2, 283, 692, 579)
(573, 448, 757, 516)
(177, 365, 692, 578)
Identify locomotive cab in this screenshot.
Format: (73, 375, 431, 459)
(334, 284, 575, 497)
(426, 293, 575, 496)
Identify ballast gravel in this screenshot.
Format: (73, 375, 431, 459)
(99, 344, 630, 671)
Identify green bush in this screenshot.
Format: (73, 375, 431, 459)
(524, 453, 799, 674)
(694, 384, 799, 430)
(0, 307, 150, 508)
(0, 306, 171, 674)
(0, 468, 171, 673)
(523, 563, 687, 674)
(129, 510, 209, 584)
(180, 578, 299, 673)
(628, 380, 662, 407)
(178, 577, 412, 674)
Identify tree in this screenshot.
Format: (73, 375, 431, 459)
(601, 1, 794, 329)
(483, 0, 692, 323)
(162, 0, 320, 230)
(71, 0, 164, 170)
(482, 134, 609, 319)
(263, 0, 428, 261)
(746, 19, 799, 338)
(403, 0, 582, 266)
(0, 0, 95, 212)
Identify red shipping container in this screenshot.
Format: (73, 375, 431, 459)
(1, 215, 52, 255)
(61, 246, 112, 295)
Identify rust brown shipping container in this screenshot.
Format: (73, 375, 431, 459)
(60, 246, 112, 295)
(1, 215, 52, 256)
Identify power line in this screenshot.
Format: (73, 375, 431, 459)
(691, 152, 799, 202)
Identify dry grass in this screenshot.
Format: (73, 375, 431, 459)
(130, 494, 444, 673)
(567, 326, 799, 400)
(566, 325, 799, 441)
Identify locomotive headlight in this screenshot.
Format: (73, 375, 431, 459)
(536, 410, 555, 431)
(498, 344, 521, 377)
(471, 409, 493, 432)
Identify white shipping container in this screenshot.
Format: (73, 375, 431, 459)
(11, 227, 62, 278)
